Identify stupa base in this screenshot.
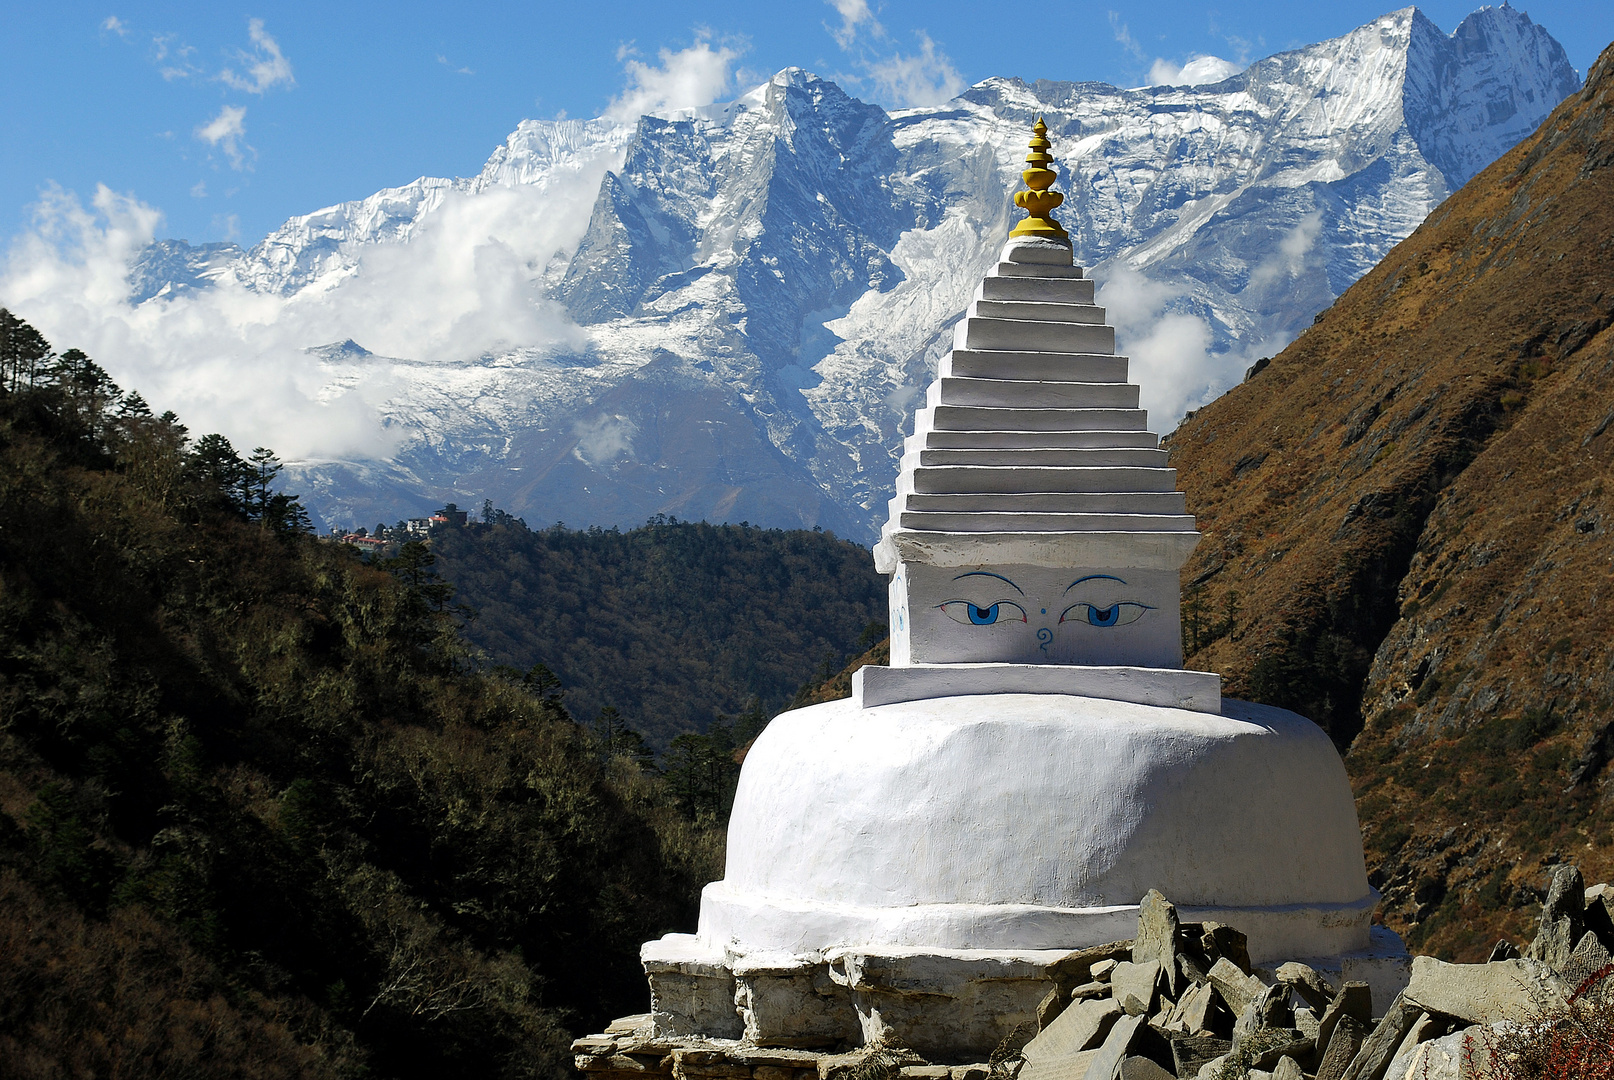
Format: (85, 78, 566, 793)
(642, 935, 1065, 1057)
(638, 928, 1410, 1059)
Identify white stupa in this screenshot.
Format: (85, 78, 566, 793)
(640, 121, 1399, 1058)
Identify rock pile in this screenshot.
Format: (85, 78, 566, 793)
(574, 866, 1614, 1080)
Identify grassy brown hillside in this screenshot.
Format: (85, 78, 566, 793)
(1165, 40, 1614, 959)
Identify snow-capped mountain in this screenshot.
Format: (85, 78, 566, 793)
(130, 5, 1580, 540)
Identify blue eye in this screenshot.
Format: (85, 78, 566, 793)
(1060, 602, 1151, 627)
(939, 600, 1028, 626)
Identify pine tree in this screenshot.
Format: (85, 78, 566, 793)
(248, 447, 283, 526)
(186, 434, 250, 515)
(0, 307, 52, 392)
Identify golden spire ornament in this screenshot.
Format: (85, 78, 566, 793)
(1008, 116, 1069, 239)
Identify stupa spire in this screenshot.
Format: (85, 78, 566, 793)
(1009, 116, 1068, 239)
(870, 118, 1203, 688)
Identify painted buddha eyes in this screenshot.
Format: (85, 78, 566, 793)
(938, 599, 1028, 625)
(1058, 573, 1151, 629)
(940, 571, 1153, 631)
(1060, 601, 1152, 627)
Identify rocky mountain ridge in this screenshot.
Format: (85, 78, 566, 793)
(124, 6, 1579, 537)
(1166, 35, 1614, 959)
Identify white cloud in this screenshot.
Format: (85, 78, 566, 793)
(190, 179, 207, 198)
(864, 32, 964, 108)
(0, 140, 617, 469)
(1096, 264, 1294, 428)
(1108, 12, 1146, 62)
(151, 32, 200, 80)
(826, 0, 881, 48)
(0, 185, 393, 462)
(1148, 55, 1243, 87)
(219, 18, 295, 95)
(820, 3, 964, 111)
(437, 54, 474, 75)
(5, 185, 162, 310)
(1246, 211, 1322, 289)
(1097, 266, 1215, 426)
(101, 15, 129, 38)
(196, 105, 251, 170)
(573, 415, 637, 465)
(607, 37, 742, 121)
(1147, 59, 1180, 85)
(315, 183, 594, 361)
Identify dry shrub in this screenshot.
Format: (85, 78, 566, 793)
(0, 870, 351, 1080)
(1464, 964, 1614, 1080)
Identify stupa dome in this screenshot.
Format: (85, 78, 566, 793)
(706, 694, 1372, 965)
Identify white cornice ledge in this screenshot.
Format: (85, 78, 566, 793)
(872, 528, 1200, 573)
(853, 662, 1222, 713)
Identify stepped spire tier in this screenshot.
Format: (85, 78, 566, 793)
(632, 120, 1400, 1060)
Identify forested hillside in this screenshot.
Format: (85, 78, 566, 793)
(429, 518, 886, 747)
(0, 310, 719, 1079)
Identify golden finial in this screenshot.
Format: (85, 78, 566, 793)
(1009, 116, 1068, 240)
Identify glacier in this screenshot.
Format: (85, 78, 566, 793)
(119, 5, 1580, 541)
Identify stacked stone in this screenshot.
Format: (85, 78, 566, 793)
(878, 239, 1195, 542)
(577, 865, 1614, 1080)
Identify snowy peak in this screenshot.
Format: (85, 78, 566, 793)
(228, 117, 633, 297)
(113, 8, 1584, 540)
(241, 175, 458, 295)
(128, 239, 244, 304)
(558, 67, 910, 348)
(476, 117, 633, 189)
(1405, 4, 1581, 186)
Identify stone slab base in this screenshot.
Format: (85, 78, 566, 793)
(573, 1012, 997, 1080)
(644, 935, 1064, 1060)
(639, 926, 1409, 1061)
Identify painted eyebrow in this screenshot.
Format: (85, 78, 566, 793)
(1064, 574, 1126, 595)
(953, 571, 1024, 595)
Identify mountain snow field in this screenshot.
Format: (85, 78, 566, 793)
(0, 5, 1581, 539)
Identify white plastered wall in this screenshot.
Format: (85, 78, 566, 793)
(701, 694, 1376, 962)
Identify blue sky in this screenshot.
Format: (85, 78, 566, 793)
(3, 1, 1608, 248)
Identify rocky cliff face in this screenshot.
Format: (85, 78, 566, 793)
(124, 8, 1580, 536)
(1166, 38, 1614, 959)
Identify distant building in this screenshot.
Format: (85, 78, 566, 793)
(431, 502, 469, 527)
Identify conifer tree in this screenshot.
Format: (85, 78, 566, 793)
(0, 307, 51, 392)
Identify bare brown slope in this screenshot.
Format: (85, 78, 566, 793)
(1166, 42, 1614, 957)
